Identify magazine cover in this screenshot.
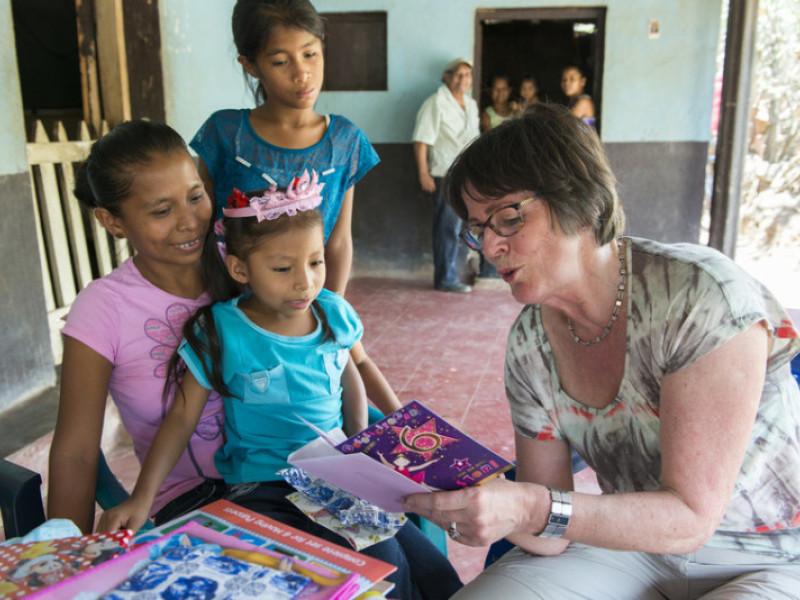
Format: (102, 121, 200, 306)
(336, 400, 512, 490)
(135, 500, 395, 597)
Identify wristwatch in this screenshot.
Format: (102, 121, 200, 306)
(537, 488, 573, 538)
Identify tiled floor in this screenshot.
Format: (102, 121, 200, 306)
(5, 277, 598, 583)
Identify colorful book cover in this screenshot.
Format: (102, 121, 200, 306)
(106, 527, 355, 600)
(0, 530, 133, 599)
(135, 499, 395, 597)
(336, 400, 513, 490)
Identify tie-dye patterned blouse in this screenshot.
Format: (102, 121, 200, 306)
(505, 236, 800, 559)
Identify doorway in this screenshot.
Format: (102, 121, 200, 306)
(475, 7, 606, 132)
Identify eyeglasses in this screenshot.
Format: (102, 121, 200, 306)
(461, 197, 536, 251)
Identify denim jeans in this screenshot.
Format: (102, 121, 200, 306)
(432, 177, 463, 288)
(228, 481, 462, 600)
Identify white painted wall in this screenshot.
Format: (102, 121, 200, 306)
(158, 0, 720, 144)
(0, 0, 29, 176)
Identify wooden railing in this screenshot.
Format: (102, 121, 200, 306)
(26, 119, 131, 360)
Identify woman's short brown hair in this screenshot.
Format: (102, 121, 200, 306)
(446, 103, 624, 245)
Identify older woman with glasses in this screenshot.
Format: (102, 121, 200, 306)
(405, 103, 800, 598)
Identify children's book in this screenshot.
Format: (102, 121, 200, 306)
(135, 499, 395, 598)
(107, 524, 359, 600)
(0, 529, 133, 599)
(288, 400, 513, 512)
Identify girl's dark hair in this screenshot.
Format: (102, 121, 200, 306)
(446, 102, 624, 245)
(232, 0, 325, 105)
(490, 74, 510, 86)
(166, 201, 330, 400)
(563, 64, 587, 78)
(74, 120, 188, 216)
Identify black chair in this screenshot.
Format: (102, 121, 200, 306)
(0, 452, 125, 538)
(0, 458, 45, 538)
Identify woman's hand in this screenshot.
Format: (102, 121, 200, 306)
(97, 496, 151, 533)
(403, 477, 548, 546)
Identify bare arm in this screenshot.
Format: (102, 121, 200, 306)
(504, 434, 573, 555)
(48, 336, 112, 533)
(197, 158, 215, 207)
(341, 357, 368, 436)
(350, 341, 401, 414)
(413, 142, 436, 194)
(480, 110, 491, 133)
(565, 322, 767, 553)
(97, 371, 210, 531)
(407, 324, 768, 554)
(324, 187, 354, 295)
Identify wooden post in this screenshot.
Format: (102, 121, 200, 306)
(31, 121, 77, 307)
(75, 0, 103, 136)
(56, 121, 94, 290)
(709, 0, 760, 257)
(28, 168, 55, 313)
(85, 120, 115, 276)
(94, 0, 131, 126)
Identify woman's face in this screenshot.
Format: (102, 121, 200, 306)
(101, 151, 211, 274)
(561, 68, 586, 98)
(490, 78, 511, 105)
(464, 190, 583, 306)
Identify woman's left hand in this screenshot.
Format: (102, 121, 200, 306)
(403, 477, 547, 546)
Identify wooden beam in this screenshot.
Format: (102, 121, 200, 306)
(86, 120, 115, 276)
(56, 121, 94, 290)
(709, 0, 760, 257)
(95, 0, 131, 126)
(32, 121, 77, 307)
(26, 141, 93, 165)
(75, 0, 103, 136)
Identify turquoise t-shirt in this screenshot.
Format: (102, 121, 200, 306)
(190, 109, 380, 242)
(178, 288, 363, 484)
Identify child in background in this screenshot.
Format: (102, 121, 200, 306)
(561, 65, 596, 127)
(48, 121, 226, 534)
(480, 75, 514, 133)
(513, 75, 539, 113)
(190, 0, 401, 415)
(99, 184, 463, 600)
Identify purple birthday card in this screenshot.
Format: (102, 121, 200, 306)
(336, 401, 513, 490)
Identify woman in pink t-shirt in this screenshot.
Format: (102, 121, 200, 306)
(48, 120, 225, 533)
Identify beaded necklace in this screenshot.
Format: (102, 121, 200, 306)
(567, 239, 627, 346)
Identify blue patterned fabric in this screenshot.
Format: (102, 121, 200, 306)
(103, 534, 313, 599)
(190, 109, 380, 242)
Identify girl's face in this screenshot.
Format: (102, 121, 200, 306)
(520, 80, 537, 102)
(241, 25, 324, 110)
(464, 190, 583, 307)
(561, 68, 586, 98)
(228, 224, 326, 326)
(98, 151, 211, 275)
(490, 79, 511, 105)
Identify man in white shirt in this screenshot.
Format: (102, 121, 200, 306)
(412, 58, 480, 293)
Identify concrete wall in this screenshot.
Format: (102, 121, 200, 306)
(0, 0, 56, 411)
(157, 0, 722, 277)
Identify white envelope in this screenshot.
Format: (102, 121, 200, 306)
(287, 425, 431, 513)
